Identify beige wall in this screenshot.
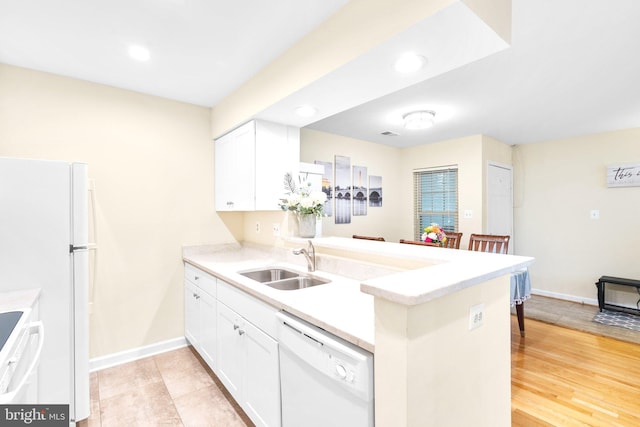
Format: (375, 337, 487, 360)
(261, 130, 512, 248)
(400, 135, 483, 247)
(0, 64, 236, 358)
(6, 58, 639, 360)
(399, 134, 516, 248)
(300, 128, 402, 241)
(375, 275, 511, 426)
(514, 128, 640, 305)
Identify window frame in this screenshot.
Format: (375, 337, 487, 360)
(413, 166, 459, 240)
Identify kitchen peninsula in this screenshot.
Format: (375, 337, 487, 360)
(183, 237, 533, 427)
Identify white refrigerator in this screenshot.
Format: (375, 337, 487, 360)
(0, 157, 90, 424)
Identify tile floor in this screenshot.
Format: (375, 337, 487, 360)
(79, 295, 640, 427)
(79, 346, 253, 427)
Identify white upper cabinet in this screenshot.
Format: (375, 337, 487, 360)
(214, 119, 300, 211)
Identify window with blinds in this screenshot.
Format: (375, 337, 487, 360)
(413, 167, 458, 240)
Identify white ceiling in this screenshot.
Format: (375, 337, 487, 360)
(0, 0, 348, 106)
(307, 0, 640, 147)
(2, 0, 640, 148)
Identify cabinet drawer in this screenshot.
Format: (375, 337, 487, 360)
(184, 263, 216, 297)
(217, 280, 278, 338)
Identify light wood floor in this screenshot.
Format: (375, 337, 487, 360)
(79, 311, 640, 426)
(511, 316, 640, 426)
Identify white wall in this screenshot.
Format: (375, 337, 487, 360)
(514, 128, 640, 305)
(0, 63, 236, 358)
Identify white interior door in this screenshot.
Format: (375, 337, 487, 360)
(487, 163, 513, 252)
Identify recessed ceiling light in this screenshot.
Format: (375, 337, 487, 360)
(128, 45, 150, 61)
(403, 111, 435, 129)
(295, 105, 318, 117)
(394, 52, 426, 73)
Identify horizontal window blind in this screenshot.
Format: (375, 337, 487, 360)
(413, 167, 458, 240)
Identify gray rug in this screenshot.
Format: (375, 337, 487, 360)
(593, 309, 640, 332)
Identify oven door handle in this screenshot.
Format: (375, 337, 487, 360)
(0, 321, 45, 404)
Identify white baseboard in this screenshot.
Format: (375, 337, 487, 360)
(531, 288, 598, 306)
(89, 336, 188, 372)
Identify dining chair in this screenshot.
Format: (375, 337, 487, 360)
(352, 235, 385, 242)
(467, 233, 510, 254)
(467, 234, 528, 337)
(443, 232, 462, 249)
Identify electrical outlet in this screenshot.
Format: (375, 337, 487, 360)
(463, 209, 473, 219)
(590, 210, 600, 220)
(255, 221, 261, 233)
(272, 223, 280, 237)
(468, 303, 484, 330)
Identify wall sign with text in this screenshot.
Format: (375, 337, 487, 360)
(606, 163, 640, 187)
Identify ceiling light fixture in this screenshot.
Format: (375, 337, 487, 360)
(403, 110, 435, 129)
(394, 52, 426, 73)
(295, 105, 318, 117)
(128, 45, 150, 61)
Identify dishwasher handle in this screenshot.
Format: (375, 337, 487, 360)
(0, 321, 45, 404)
(281, 320, 324, 347)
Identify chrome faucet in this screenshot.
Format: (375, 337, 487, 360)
(293, 240, 316, 272)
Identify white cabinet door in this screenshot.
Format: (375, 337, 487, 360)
(184, 280, 200, 348)
(214, 119, 299, 212)
(216, 302, 244, 400)
(184, 265, 217, 370)
(242, 320, 280, 427)
(254, 120, 299, 211)
(214, 121, 255, 211)
(199, 290, 217, 369)
(214, 132, 234, 211)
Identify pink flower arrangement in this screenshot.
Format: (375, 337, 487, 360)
(421, 223, 447, 245)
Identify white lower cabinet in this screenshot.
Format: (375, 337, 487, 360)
(242, 319, 280, 427)
(216, 281, 281, 427)
(216, 302, 243, 397)
(184, 264, 217, 369)
(184, 266, 281, 427)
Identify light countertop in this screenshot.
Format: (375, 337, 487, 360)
(183, 243, 375, 352)
(0, 288, 41, 312)
(182, 238, 534, 353)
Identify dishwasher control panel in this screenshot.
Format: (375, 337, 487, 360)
(328, 353, 358, 384)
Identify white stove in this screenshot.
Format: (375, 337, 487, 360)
(0, 308, 44, 403)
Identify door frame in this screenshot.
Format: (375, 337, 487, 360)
(486, 161, 514, 254)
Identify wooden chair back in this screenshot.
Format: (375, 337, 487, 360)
(443, 232, 462, 249)
(467, 234, 510, 254)
(399, 232, 463, 249)
(353, 234, 385, 242)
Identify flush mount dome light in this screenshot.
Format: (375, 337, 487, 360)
(403, 110, 435, 129)
(128, 45, 150, 61)
(394, 52, 426, 73)
(295, 105, 318, 117)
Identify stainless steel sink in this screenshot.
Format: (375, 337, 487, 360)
(239, 268, 300, 283)
(237, 267, 331, 290)
(264, 276, 330, 291)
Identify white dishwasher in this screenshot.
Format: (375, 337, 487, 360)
(276, 312, 374, 427)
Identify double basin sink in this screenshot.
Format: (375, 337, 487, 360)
(238, 267, 330, 291)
